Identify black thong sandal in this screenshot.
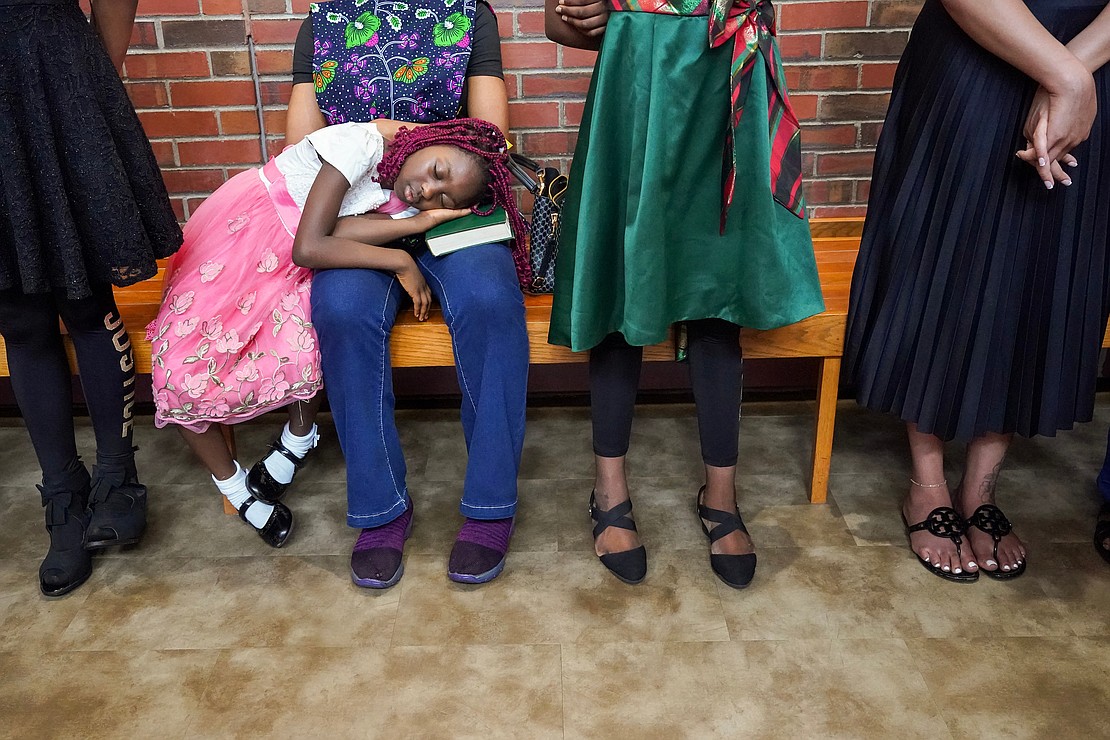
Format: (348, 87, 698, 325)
(902, 506, 979, 583)
(1094, 503, 1110, 566)
(965, 504, 1026, 580)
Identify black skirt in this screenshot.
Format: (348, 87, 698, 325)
(845, 0, 1110, 442)
(0, 0, 182, 299)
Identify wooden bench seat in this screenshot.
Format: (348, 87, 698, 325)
(1, 217, 867, 506)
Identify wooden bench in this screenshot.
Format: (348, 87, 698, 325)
(0, 217, 865, 507)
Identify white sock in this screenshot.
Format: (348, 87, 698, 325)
(213, 462, 273, 529)
(262, 423, 319, 485)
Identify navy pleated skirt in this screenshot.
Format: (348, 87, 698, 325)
(845, 0, 1110, 442)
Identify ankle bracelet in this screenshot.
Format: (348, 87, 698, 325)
(910, 477, 947, 488)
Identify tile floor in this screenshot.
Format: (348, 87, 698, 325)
(1, 399, 1108, 738)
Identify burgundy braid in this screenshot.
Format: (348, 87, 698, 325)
(377, 118, 532, 287)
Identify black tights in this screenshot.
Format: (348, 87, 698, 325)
(0, 284, 137, 488)
(590, 319, 742, 467)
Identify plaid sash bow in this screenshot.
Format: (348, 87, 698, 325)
(609, 0, 805, 226)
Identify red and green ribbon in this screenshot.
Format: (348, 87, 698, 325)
(609, 0, 805, 226)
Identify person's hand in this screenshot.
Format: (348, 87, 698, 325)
(394, 253, 433, 321)
(555, 0, 609, 37)
(372, 118, 423, 143)
(420, 207, 472, 228)
(1015, 71, 1096, 188)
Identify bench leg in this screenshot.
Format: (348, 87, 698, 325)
(220, 425, 238, 516)
(810, 356, 841, 504)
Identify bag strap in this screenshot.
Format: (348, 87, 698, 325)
(507, 153, 541, 194)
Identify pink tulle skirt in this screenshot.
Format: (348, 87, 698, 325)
(149, 166, 321, 433)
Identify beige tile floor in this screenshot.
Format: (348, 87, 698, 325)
(1, 399, 1108, 739)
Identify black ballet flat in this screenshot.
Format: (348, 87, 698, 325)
(238, 495, 294, 548)
(246, 439, 311, 504)
(965, 504, 1026, 580)
(696, 486, 757, 589)
(902, 507, 979, 583)
(589, 492, 647, 585)
(1095, 503, 1110, 566)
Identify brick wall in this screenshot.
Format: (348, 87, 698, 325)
(115, 0, 924, 220)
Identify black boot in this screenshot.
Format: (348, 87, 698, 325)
(39, 465, 93, 597)
(86, 451, 147, 550)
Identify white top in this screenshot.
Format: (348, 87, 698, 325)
(273, 122, 390, 217)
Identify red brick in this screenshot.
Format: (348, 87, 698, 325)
(260, 80, 292, 106)
(801, 123, 858, 149)
(163, 19, 246, 47)
(564, 101, 585, 127)
(815, 151, 875, 176)
(137, 0, 199, 16)
(139, 110, 220, 138)
(871, 0, 926, 26)
(219, 108, 286, 135)
(250, 19, 303, 45)
(150, 141, 177, 167)
(290, 0, 313, 13)
(178, 139, 263, 166)
(170, 80, 257, 107)
(520, 131, 577, 156)
(778, 2, 868, 31)
(803, 179, 856, 205)
(861, 62, 898, 89)
(161, 168, 228, 194)
(509, 101, 560, 129)
(821, 93, 890, 121)
(789, 93, 818, 121)
(126, 81, 171, 109)
(856, 179, 871, 201)
(125, 52, 211, 80)
(785, 64, 858, 92)
(825, 31, 910, 60)
(501, 41, 558, 70)
(497, 10, 514, 38)
(171, 198, 187, 221)
(130, 22, 159, 49)
(777, 33, 822, 61)
(201, 0, 242, 13)
(522, 72, 592, 98)
(561, 46, 597, 68)
(247, 0, 288, 12)
(517, 10, 546, 36)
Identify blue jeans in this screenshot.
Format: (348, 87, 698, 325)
(311, 243, 529, 528)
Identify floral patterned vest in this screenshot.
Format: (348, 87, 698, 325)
(309, 0, 478, 124)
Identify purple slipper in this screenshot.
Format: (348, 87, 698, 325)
(448, 517, 514, 584)
(350, 501, 413, 589)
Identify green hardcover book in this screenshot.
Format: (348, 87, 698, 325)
(425, 207, 512, 256)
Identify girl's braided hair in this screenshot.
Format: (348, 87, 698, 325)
(376, 118, 531, 287)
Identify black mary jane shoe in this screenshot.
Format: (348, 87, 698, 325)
(696, 486, 757, 589)
(1095, 503, 1110, 567)
(246, 439, 311, 504)
(902, 506, 979, 583)
(238, 495, 294, 548)
(85, 466, 148, 550)
(589, 491, 647, 585)
(965, 504, 1026, 580)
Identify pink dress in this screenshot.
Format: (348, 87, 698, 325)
(149, 122, 407, 432)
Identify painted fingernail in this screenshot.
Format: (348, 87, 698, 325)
(1039, 157, 1046, 166)
(1063, 179, 1073, 186)
(1069, 161, 1079, 167)
(1045, 180, 1054, 189)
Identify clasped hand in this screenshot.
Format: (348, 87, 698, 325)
(1015, 68, 1097, 188)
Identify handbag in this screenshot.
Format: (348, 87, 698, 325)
(506, 153, 569, 294)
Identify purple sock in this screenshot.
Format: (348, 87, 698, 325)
(350, 504, 413, 587)
(448, 517, 514, 582)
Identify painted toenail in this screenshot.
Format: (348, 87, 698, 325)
(942, 565, 951, 572)
(953, 568, 962, 574)
(1002, 565, 1011, 571)
(968, 562, 977, 569)
(986, 559, 997, 567)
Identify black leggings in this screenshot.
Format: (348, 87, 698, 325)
(0, 284, 137, 487)
(590, 319, 742, 467)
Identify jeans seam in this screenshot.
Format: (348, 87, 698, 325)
(348, 493, 407, 522)
(378, 278, 403, 498)
(422, 266, 478, 414)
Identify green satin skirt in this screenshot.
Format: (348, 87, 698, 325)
(548, 12, 825, 352)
